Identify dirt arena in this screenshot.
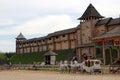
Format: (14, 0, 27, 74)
(0, 70, 120, 80)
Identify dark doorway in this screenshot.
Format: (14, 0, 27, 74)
(45, 56, 50, 65)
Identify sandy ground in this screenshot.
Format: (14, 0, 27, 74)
(0, 70, 120, 80)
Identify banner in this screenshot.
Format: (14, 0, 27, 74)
(94, 40, 120, 49)
(104, 40, 114, 46)
(94, 42, 102, 48)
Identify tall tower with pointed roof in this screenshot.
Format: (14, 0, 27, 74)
(76, 4, 104, 61)
(16, 33, 26, 53)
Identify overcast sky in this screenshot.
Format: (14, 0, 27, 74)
(0, 0, 120, 52)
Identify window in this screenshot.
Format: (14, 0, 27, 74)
(62, 35, 65, 37)
(49, 38, 51, 40)
(56, 36, 59, 39)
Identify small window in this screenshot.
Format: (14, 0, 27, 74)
(62, 35, 65, 37)
(56, 36, 59, 39)
(43, 40, 45, 42)
(49, 38, 51, 40)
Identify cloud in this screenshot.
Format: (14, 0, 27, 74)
(0, 40, 15, 52)
(0, 15, 78, 52)
(6, 15, 78, 35)
(0, 18, 15, 26)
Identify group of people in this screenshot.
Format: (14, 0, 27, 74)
(59, 60, 81, 73)
(59, 59, 102, 74)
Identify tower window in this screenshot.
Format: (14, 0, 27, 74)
(56, 36, 59, 39)
(49, 38, 51, 40)
(62, 35, 65, 37)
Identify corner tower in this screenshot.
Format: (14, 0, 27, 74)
(16, 32, 26, 42)
(16, 33, 26, 53)
(76, 4, 104, 61)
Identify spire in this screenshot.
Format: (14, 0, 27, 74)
(16, 32, 26, 41)
(78, 3, 104, 20)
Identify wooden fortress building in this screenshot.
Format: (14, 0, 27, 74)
(16, 4, 120, 64)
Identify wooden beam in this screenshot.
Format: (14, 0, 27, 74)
(102, 41, 106, 65)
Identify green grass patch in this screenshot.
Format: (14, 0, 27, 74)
(10, 49, 74, 64)
(55, 49, 73, 61)
(10, 52, 44, 64)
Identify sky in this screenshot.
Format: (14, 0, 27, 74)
(0, 0, 120, 52)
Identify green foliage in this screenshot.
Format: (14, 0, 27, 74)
(10, 49, 73, 64)
(10, 52, 44, 64)
(0, 53, 6, 60)
(6, 52, 15, 58)
(55, 49, 73, 61)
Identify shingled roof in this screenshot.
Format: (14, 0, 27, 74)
(16, 33, 26, 39)
(107, 18, 120, 26)
(95, 18, 112, 26)
(93, 26, 120, 39)
(47, 28, 76, 38)
(44, 50, 57, 56)
(78, 4, 104, 20)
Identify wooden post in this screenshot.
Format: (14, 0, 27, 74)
(102, 41, 106, 65)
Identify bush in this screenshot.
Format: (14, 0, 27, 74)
(10, 52, 44, 64)
(0, 53, 6, 60)
(10, 49, 74, 64)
